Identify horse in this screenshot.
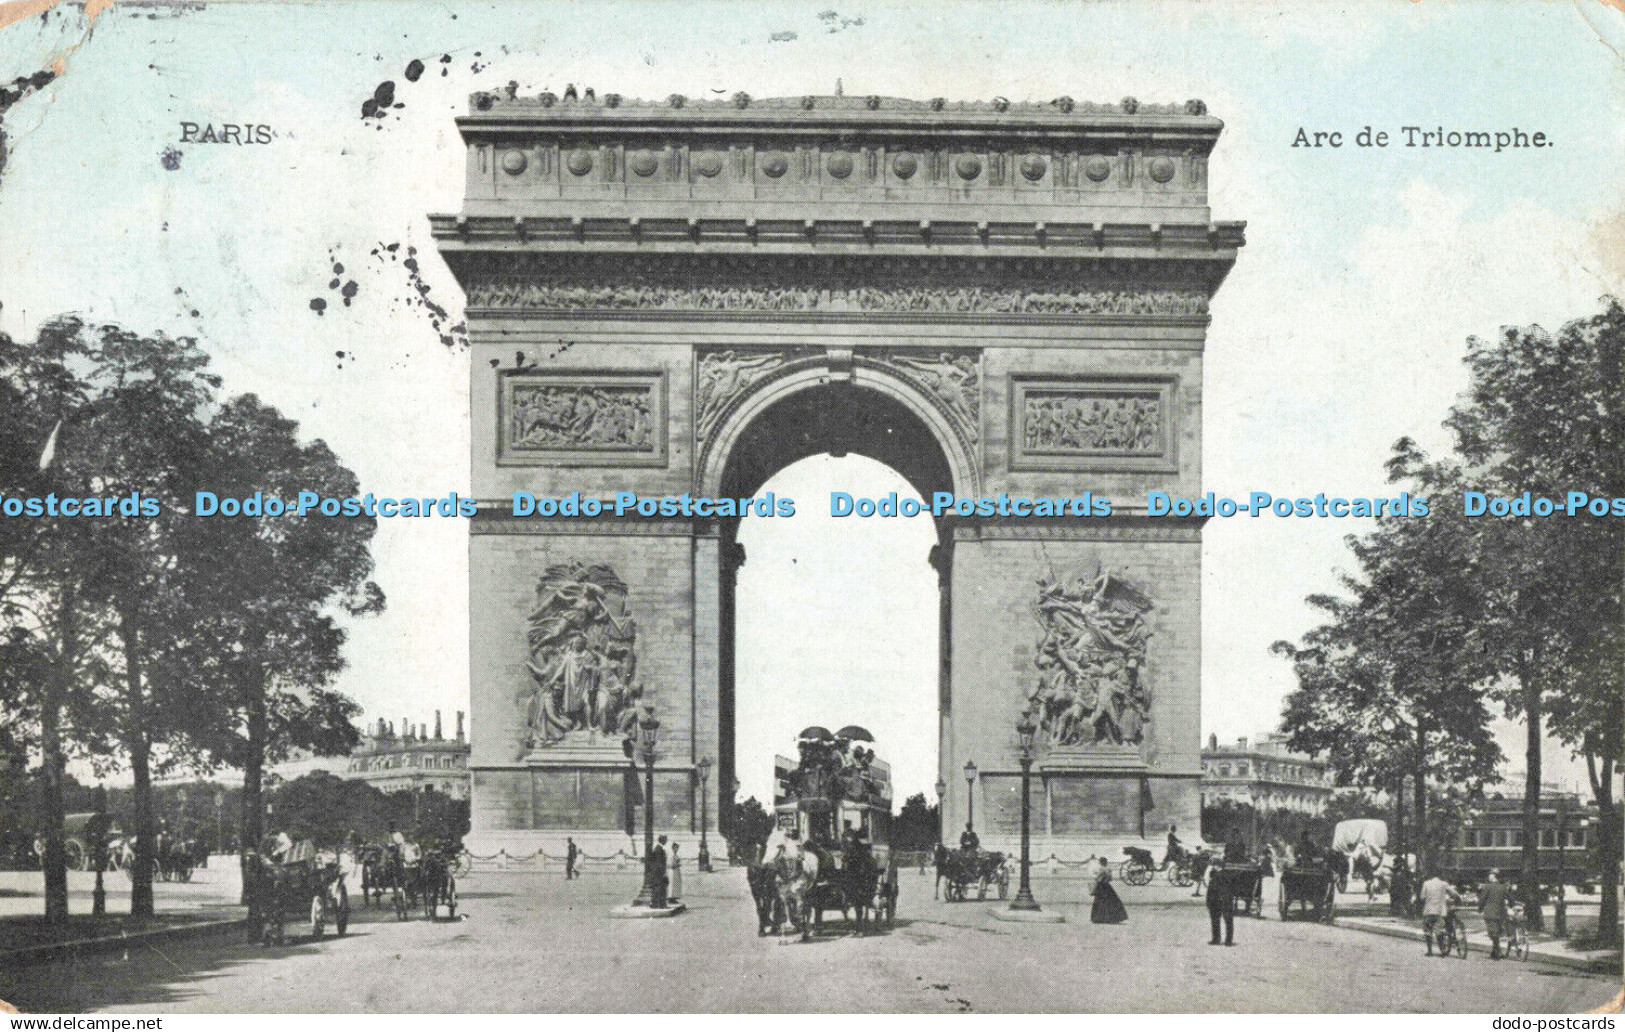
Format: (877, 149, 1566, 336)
(359, 844, 412, 908)
(836, 846, 882, 933)
(773, 845, 819, 941)
(416, 846, 456, 919)
(157, 838, 208, 882)
(746, 859, 786, 935)
(934, 843, 1006, 901)
(242, 851, 302, 945)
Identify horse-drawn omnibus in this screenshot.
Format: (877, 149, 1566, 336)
(750, 726, 899, 938)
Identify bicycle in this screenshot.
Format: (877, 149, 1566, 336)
(1432, 907, 1469, 959)
(1500, 905, 1529, 961)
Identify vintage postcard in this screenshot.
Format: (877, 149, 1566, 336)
(0, 0, 1620, 1018)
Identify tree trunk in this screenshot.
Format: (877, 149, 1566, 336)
(1589, 753, 1620, 947)
(1414, 765, 1429, 883)
(122, 611, 155, 920)
(1519, 662, 1545, 931)
(239, 683, 267, 905)
(40, 587, 76, 924)
(1393, 774, 1406, 860)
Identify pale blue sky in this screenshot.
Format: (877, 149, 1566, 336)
(2, 1, 1621, 801)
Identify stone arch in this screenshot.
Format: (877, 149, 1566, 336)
(698, 355, 981, 501)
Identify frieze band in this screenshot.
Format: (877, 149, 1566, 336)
(469, 279, 1208, 317)
(459, 255, 1213, 317)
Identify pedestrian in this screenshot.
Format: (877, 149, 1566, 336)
(1420, 871, 1461, 957)
(650, 834, 669, 908)
(1090, 857, 1128, 924)
(1479, 869, 1510, 960)
(565, 836, 578, 880)
(669, 841, 683, 904)
(1207, 866, 1235, 946)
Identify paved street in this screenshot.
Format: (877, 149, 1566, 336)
(0, 869, 1614, 1014)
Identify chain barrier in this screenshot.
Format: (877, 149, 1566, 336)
(456, 848, 1115, 869)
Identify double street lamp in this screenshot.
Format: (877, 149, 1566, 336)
(631, 711, 662, 908)
(1009, 712, 1042, 912)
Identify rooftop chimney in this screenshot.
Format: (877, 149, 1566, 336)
(1208, 733, 1217, 751)
(1238, 736, 1249, 751)
(456, 711, 465, 742)
(434, 711, 444, 740)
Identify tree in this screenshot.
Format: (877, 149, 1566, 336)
(0, 318, 109, 923)
(723, 796, 776, 863)
(1278, 443, 1503, 878)
(171, 395, 383, 878)
(892, 792, 941, 851)
(68, 323, 219, 918)
(1444, 299, 1624, 932)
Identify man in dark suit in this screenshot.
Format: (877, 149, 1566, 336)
(649, 835, 669, 907)
(959, 823, 980, 853)
(1207, 865, 1236, 946)
(1479, 869, 1511, 959)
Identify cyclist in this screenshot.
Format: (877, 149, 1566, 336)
(1479, 869, 1511, 960)
(1420, 871, 1462, 957)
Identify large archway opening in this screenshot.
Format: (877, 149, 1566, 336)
(732, 454, 938, 805)
(714, 382, 960, 838)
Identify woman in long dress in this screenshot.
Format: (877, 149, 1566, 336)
(669, 842, 683, 904)
(1090, 856, 1128, 924)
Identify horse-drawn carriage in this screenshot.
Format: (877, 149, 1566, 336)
(1333, 819, 1389, 896)
(749, 726, 899, 940)
(1119, 845, 1199, 888)
(358, 839, 460, 921)
(1208, 862, 1267, 917)
(933, 843, 1009, 901)
(244, 844, 350, 945)
(1279, 860, 1338, 922)
(36, 813, 123, 872)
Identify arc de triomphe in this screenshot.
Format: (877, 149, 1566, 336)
(431, 91, 1245, 859)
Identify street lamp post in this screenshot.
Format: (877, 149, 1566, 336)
(631, 712, 662, 907)
(91, 785, 108, 917)
(1010, 714, 1041, 912)
(696, 756, 713, 873)
(963, 760, 978, 837)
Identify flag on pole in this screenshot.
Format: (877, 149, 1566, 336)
(37, 420, 61, 471)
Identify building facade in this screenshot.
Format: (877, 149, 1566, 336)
(432, 90, 1245, 858)
(1200, 734, 1332, 815)
(345, 712, 472, 800)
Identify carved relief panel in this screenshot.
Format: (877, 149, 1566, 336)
(498, 370, 668, 467)
(1009, 376, 1176, 473)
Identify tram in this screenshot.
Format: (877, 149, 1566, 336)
(1439, 794, 1601, 892)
